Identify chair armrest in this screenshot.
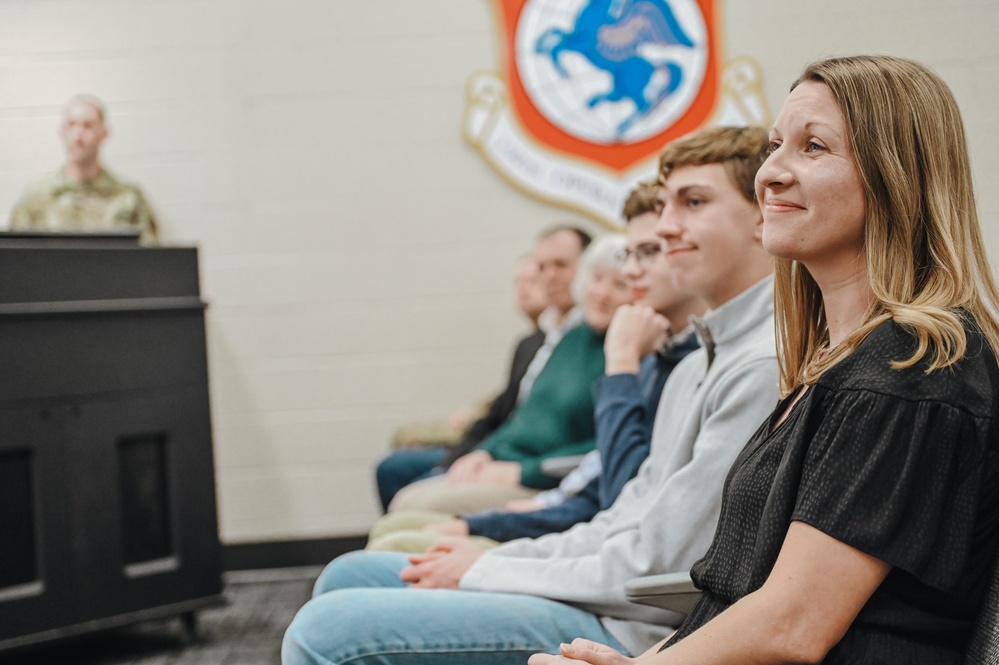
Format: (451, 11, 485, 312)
(540, 454, 586, 478)
(625, 572, 701, 616)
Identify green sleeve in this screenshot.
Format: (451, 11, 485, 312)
(478, 425, 514, 461)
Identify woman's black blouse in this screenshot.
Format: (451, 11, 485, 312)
(663, 319, 999, 663)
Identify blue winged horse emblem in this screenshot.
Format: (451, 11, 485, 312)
(535, 0, 695, 137)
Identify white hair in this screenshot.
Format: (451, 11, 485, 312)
(571, 233, 627, 304)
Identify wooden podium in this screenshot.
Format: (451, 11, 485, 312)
(0, 232, 224, 650)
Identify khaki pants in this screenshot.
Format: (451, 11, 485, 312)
(386, 474, 539, 514)
(365, 510, 501, 553)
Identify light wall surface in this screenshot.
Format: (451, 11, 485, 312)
(1, 0, 997, 544)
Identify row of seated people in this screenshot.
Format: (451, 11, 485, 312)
(282, 55, 999, 665)
(373, 249, 551, 511)
(370, 183, 706, 553)
(375, 223, 608, 516)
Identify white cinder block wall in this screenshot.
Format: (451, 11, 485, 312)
(1, 0, 997, 544)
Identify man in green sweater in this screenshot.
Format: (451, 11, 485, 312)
(388, 234, 632, 515)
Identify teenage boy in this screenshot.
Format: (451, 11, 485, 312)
(282, 126, 778, 665)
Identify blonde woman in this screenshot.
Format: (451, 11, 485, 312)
(532, 55, 999, 665)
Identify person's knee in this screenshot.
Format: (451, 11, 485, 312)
(285, 589, 458, 665)
(282, 597, 327, 665)
(366, 529, 436, 553)
(375, 454, 410, 511)
(313, 550, 408, 596)
(369, 510, 454, 541)
(285, 588, 542, 665)
(385, 479, 425, 512)
(283, 591, 370, 665)
(374, 457, 393, 489)
(281, 609, 328, 665)
(376, 451, 413, 485)
(387, 479, 463, 513)
(377, 450, 444, 496)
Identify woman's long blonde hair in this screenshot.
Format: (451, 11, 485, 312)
(775, 55, 999, 397)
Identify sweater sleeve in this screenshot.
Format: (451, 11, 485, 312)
(593, 369, 654, 509)
(464, 481, 602, 542)
(464, 359, 659, 540)
(793, 387, 993, 591)
(460, 356, 779, 624)
(479, 326, 604, 486)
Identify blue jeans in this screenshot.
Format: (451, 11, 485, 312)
(375, 448, 447, 512)
(281, 551, 628, 665)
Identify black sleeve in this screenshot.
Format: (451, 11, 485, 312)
(792, 388, 992, 592)
(440, 329, 545, 468)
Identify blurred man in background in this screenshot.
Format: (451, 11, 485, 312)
(8, 94, 159, 244)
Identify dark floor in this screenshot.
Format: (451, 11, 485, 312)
(0, 567, 321, 665)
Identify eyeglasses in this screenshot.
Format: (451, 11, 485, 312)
(616, 242, 662, 268)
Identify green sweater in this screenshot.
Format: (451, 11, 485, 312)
(480, 323, 605, 489)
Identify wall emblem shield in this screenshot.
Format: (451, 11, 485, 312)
(465, 0, 768, 228)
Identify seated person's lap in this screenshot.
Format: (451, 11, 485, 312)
(368, 529, 500, 554)
(387, 475, 539, 514)
(366, 512, 501, 553)
(368, 510, 454, 542)
(286, 550, 628, 665)
(375, 448, 447, 511)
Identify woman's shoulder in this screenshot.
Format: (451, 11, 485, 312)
(817, 317, 996, 418)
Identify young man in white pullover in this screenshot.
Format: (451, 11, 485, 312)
(282, 126, 779, 665)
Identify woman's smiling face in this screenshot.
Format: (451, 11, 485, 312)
(756, 80, 867, 273)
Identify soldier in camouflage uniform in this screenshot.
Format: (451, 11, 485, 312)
(8, 94, 159, 245)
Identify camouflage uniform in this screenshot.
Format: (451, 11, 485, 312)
(9, 169, 159, 244)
